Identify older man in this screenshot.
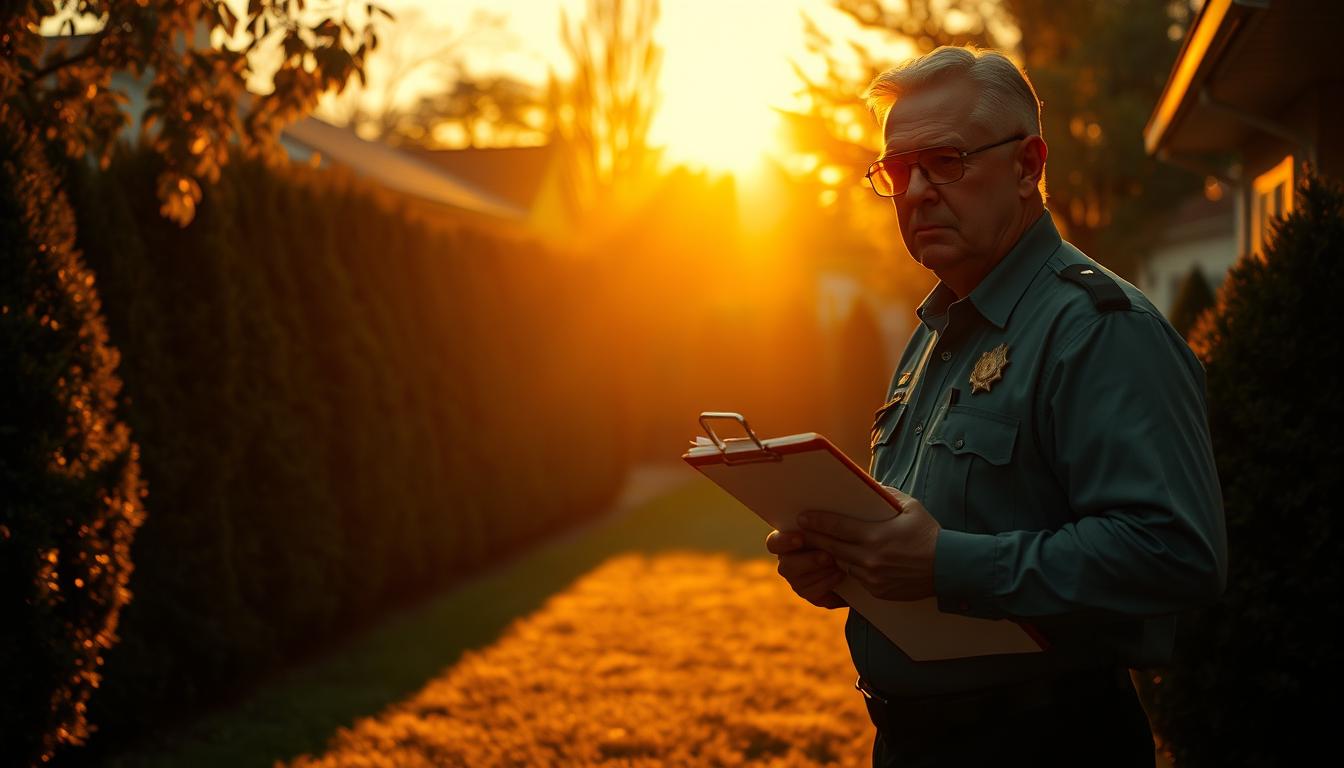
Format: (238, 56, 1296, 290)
(766, 47, 1227, 767)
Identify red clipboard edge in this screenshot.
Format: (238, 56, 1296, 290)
(682, 434, 900, 513)
(682, 433, 1049, 652)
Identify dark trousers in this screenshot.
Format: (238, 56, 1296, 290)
(863, 668, 1157, 768)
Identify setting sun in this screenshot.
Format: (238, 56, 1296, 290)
(316, 0, 903, 182)
(650, 0, 811, 177)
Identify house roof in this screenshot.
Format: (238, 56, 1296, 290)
(39, 33, 531, 224)
(406, 144, 556, 211)
(282, 118, 528, 222)
(1145, 0, 1343, 160)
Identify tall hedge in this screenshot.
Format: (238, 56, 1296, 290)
(0, 110, 146, 765)
(7, 139, 834, 759)
(1140, 172, 1344, 766)
(51, 149, 628, 754)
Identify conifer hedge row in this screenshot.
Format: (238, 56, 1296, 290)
(56, 149, 627, 748)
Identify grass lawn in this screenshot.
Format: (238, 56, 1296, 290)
(283, 552, 869, 767)
(90, 468, 1173, 767)
(94, 472, 777, 767)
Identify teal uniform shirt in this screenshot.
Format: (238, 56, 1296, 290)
(851, 209, 1228, 698)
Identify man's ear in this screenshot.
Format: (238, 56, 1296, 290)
(1016, 136, 1047, 199)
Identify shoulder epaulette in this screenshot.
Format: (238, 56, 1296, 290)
(1057, 264, 1130, 311)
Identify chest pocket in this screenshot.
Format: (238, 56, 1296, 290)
(922, 405, 1019, 531)
(869, 390, 909, 450)
(927, 405, 1018, 464)
(867, 395, 908, 479)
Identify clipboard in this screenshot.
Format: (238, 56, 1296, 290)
(682, 411, 1047, 662)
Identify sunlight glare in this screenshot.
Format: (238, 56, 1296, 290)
(650, 0, 809, 179)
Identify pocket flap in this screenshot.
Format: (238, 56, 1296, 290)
(870, 402, 908, 450)
(928, 405, 1018, 466)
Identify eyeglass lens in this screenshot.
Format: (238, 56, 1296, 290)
(869, 147, 963, 196)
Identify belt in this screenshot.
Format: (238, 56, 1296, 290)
(855, 666, 1133, 736)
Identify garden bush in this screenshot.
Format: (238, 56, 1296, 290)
(0, 109, 146, 766)
(1140, 171, 1344, 766)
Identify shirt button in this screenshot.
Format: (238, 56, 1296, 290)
(954, 438, 965, 449)
(914, 422, 923, 434)
(940, 351, 952, 361)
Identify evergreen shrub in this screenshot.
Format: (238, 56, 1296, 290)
(0, 109, 146, 766)
(1139, 172, 1344, 766)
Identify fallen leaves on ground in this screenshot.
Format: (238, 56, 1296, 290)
(285, 552, 872, 767)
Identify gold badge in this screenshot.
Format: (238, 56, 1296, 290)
(969, 343, 1010, 394)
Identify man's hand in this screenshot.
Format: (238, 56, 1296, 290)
(765, 529, 849, 609)
(797, 486, 941, 601)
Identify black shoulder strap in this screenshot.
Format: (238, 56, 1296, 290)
(1057, 264, 1130, 311)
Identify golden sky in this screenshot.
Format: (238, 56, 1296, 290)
(338, 0, 916, 177)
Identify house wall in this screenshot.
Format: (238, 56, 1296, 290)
(1318, 84, 1344, 182)
(1139, 230, 1237, 318)
(1236, 95, 1307, 256)
(1234, 84, 1344, 257)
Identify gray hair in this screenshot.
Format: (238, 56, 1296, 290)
(864, 45, 1042, 141)
(863, 46, 1045, 197)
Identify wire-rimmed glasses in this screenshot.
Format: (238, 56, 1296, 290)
(864, 135, 1026, 197)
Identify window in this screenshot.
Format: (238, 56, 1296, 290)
(1251, 155, 1294, 258)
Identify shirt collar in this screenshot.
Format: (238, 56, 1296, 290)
(915, 209, 1061, 331)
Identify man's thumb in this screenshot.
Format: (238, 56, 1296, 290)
(879, 485, 910, 511)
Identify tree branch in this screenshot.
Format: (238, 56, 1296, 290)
(27, 37, 103, 83)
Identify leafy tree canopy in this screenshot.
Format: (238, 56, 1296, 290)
(0, 0, 391, 224)
(780, 0, 1202, 281)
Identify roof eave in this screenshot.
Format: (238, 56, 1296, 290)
(1144, 0, 1260, 157)
(282, 118, 529, 223)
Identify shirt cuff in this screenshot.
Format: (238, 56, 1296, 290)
(934, 529, 1003, 619)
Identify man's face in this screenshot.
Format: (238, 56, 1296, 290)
(880, 77, 1026, 291)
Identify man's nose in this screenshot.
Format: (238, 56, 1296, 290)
(905, 164, 939, 200)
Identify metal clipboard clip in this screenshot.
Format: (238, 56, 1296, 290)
(697, 412, 783, 465)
